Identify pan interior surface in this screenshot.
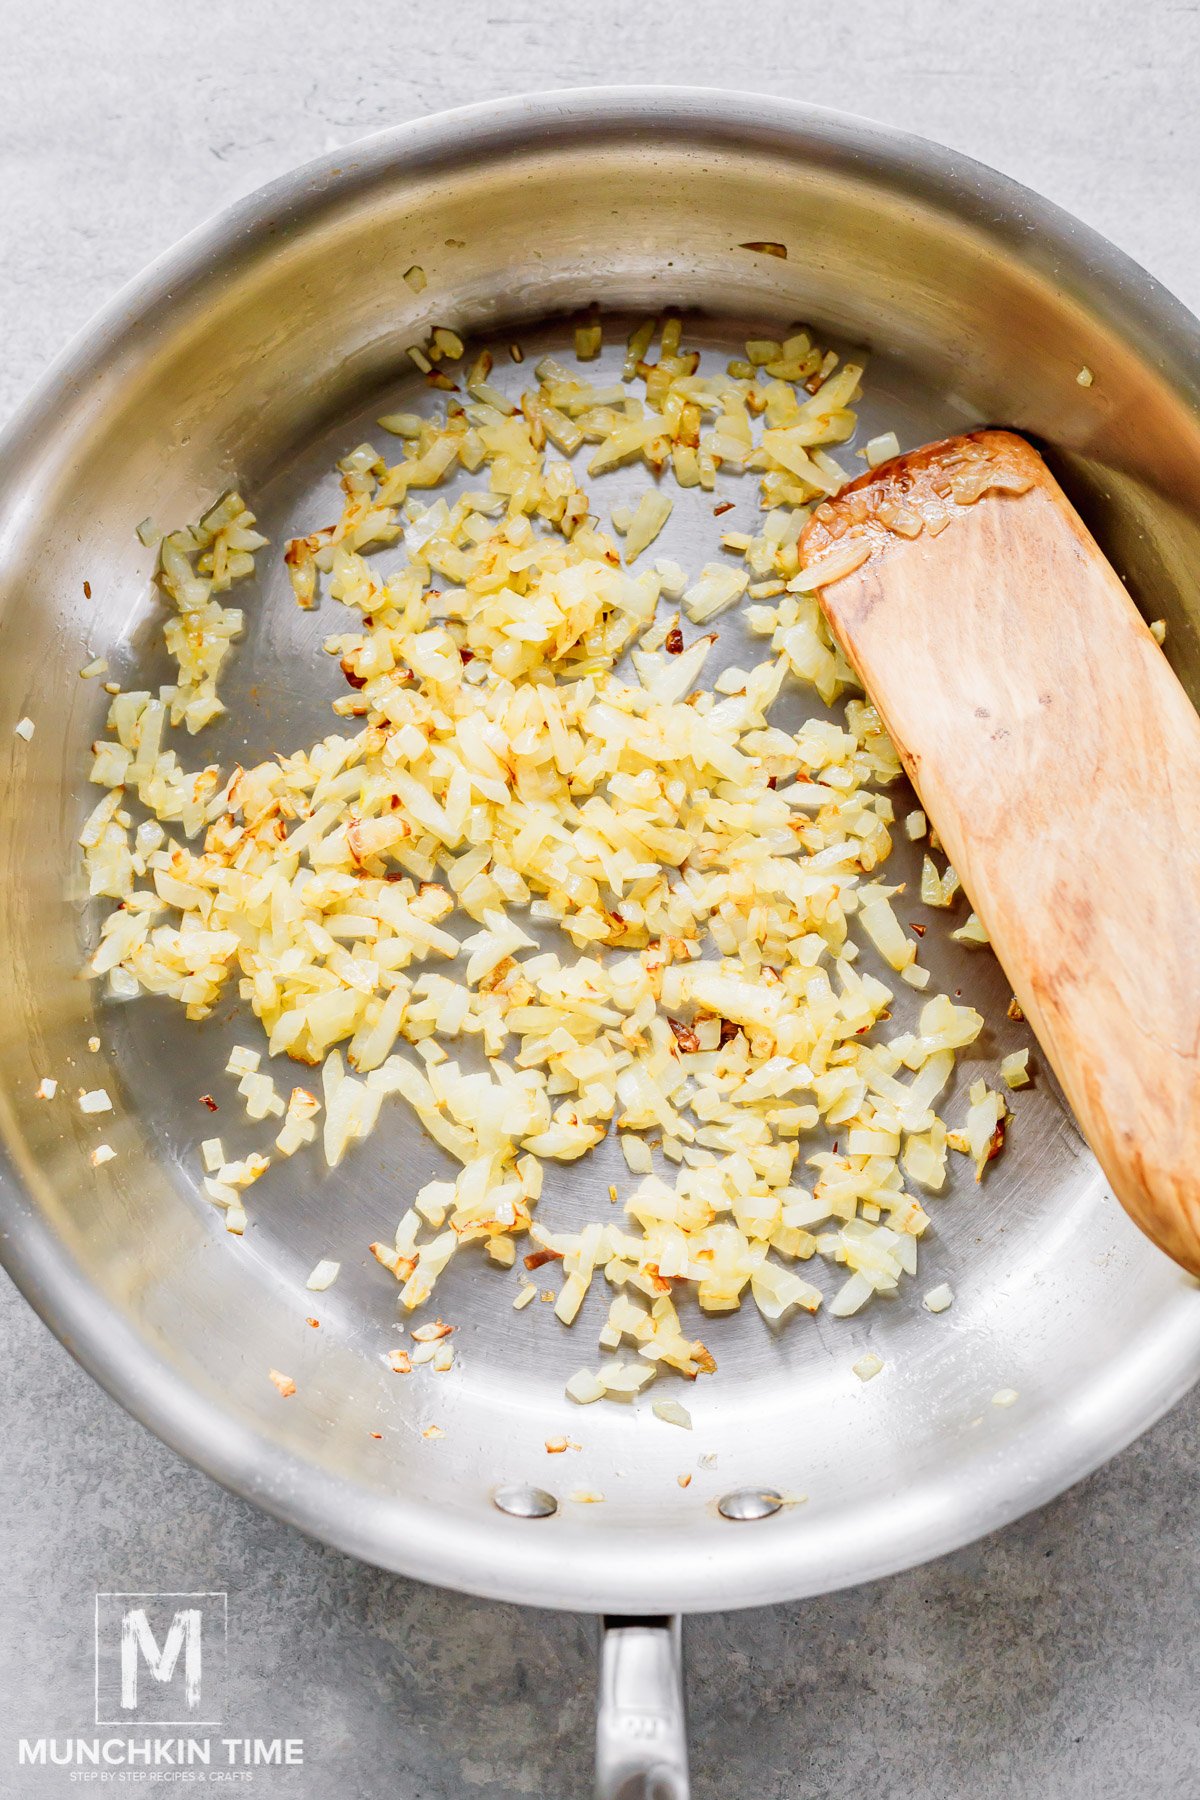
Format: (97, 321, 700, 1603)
(2, 91, 1200, 1614)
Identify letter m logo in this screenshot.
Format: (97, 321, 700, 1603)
(121, 1606, 202, 1710)
(95, 1593, 226, 1726)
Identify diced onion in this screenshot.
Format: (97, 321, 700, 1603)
(864, 432, 900, 468)
(80, 316, 1018, 1408)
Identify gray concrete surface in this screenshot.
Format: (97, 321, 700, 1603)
(3, 3, 1200, 1795)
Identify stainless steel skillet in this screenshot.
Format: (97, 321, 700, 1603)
(3, 88, 1200, 1798)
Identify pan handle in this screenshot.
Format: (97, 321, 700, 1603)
(595, 1614, 689, 1800)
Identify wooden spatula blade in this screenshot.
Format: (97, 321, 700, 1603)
(799, 428, 1200, 1273)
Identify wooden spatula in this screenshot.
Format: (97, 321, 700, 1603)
(798, 428, 1200, 1274)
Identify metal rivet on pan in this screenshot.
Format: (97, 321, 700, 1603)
(493, 1483, 558, 1519)
(717, 1488, 784, 1521)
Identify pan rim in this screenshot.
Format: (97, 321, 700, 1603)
(4, 84, 1200, 1614)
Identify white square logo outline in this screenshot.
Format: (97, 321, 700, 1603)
(94, 1591, 228, 1727)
